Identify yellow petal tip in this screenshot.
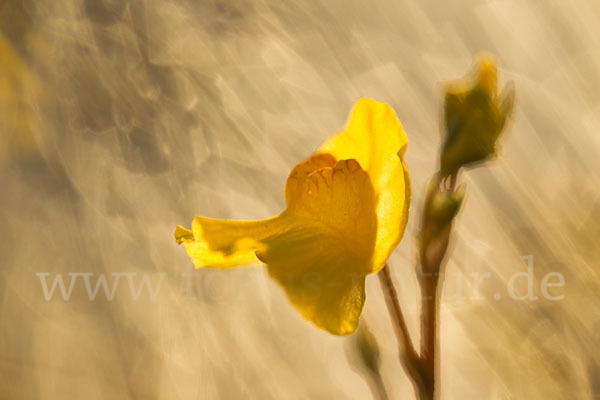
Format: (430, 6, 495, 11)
(474, 53, 498, 95)
(174, 225, 194, 244)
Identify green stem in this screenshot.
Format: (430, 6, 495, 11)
(418, 171, 458, 400)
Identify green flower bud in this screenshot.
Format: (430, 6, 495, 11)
(356, 324, 381, 374)
(440, 54, 515, 177)
(423, 177, 466, 237)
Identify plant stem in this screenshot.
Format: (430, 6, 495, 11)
(366, 370, 390, 400)
(419, 274, 438, 400)
(378, 263, 430, 399)
(418, 171, 458, 400)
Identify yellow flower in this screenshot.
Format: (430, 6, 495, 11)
(441, 54, 515, 177)
(175, 98, 411, 335)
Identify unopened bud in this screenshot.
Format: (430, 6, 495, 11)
(440, 54, 515, 177)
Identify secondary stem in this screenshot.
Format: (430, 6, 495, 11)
(379, 263, 430, 399)
(366, 370, 390, 400)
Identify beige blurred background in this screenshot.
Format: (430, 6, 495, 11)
(1, 0, 599, 399)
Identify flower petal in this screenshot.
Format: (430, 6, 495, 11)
(175, 216, 289, 268)
(260, 159, 377, 334)
(262, 224, 367, 335)
(318, 98, 411, 271)
(285, 159, 377, 260)
(285, 153, 336, 206)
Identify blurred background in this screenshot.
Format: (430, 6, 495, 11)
(1, 0, 599, 398)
